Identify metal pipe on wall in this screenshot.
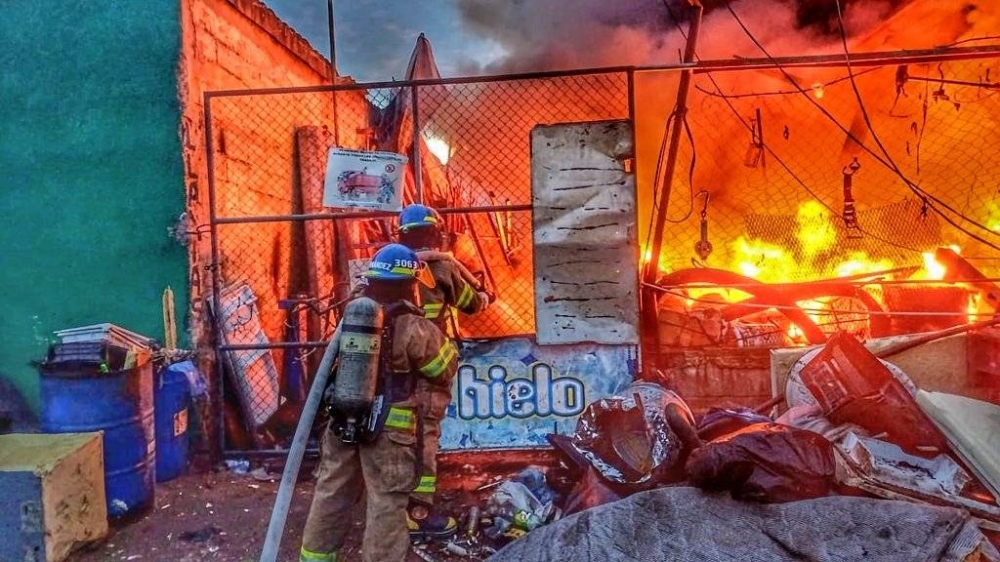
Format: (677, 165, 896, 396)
(411, 85, 423, 203)
(204, 92, 225, 462)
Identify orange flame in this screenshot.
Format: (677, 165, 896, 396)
(731, 202, 895, 284)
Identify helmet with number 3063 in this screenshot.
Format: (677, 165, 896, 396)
(365, 243, 420, 281)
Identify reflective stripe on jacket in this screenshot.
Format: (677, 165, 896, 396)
(419, 254, 486, 329)
(386, 313, 459, 403)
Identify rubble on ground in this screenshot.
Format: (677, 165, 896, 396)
(414, 329, 1000, 562)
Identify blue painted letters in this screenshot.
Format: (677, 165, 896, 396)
(457, 362, 585, 420)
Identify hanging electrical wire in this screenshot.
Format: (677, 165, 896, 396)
(725, 0, 1000, 253)
(649, 109, 699, 226)
(662, 0, 925, 255)
(942, 35, 1000, 48)
(830, 0, 1000, 252)
(653, 0, 698, 224)
(699, 71, 925, 253)
(695, 67, 881, 99)
(643, 0, 704, 264)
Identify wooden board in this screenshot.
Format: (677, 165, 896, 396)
(917, 391, 1000, 503)
(531, 120, 638, 345)
(296, 127, 336, 326)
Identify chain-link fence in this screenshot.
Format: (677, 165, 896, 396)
(205, 71, 631, 451)
(205, 47, 1000, 452)
(642, 46, 1000, 351)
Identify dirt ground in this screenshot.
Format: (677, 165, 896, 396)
(68, 464, 481, 562)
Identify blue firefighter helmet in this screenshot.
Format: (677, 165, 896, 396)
(365, 243, 420, 280)
(398, 204, 442, 233)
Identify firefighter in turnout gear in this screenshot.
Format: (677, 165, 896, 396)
(398, 204, 492, 332)
(397, 203, 493, 538)
(299, 244, 459, 562)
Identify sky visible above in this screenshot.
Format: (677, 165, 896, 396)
(262, 0, 919, 83)
(263, 0, 508, 82)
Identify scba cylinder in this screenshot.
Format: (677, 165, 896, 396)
(330, 297, 384, 418)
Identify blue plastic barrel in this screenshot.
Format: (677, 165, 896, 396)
(40, 354, 155, 518)
(154, 361, 193, 482)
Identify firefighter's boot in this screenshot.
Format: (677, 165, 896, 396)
(407, 502, 457, 540)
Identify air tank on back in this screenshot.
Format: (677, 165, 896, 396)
(329, 297, 383, 441)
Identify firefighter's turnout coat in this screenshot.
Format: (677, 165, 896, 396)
(300, 308, 458, 562)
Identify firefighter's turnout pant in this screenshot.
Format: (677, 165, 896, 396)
(411, 377, 454, 505)
(300, 408, 417, 562)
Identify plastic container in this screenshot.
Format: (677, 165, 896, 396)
(154, 362, 193, 482)
(39, 352, 155, 518)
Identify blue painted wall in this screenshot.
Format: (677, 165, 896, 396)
(0, 1, 187, 413)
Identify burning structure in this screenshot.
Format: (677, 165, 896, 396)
(632, 0, 1000, 413)
(6, 0, 1000, 560)
(193, 0, 1000, 456)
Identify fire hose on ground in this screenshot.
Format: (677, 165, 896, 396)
(258, 323, 343, 562)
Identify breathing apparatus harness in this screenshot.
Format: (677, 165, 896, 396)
(326, 298, 423, 445)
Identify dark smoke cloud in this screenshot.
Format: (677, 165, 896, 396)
(455, 0, 906, 75)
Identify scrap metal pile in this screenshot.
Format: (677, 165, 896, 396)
(654, 251, 999, 350)
(419, 329, 1000, 562)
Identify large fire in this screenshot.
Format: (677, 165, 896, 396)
(730, 201, 896, 283)
(649, 200, 988, 348)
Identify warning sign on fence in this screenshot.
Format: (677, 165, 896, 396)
(323, 148, 407, 211)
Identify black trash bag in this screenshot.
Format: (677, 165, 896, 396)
(557, 382, 700, 488)
(696, 407, 773, 441)
(686, 422, 836, 503)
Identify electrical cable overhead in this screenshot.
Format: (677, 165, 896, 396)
(830, 0, 1000, 252)
(943, 35, 1000, 48)
(695, 67, 881, 99)
(661, 0, 924, 255)
(704, 76, 927, 255)
(643, 0, 703, 262)
(644, 111, 677, 253)
(656, 0, 701, 227)
(724, 0, 1000, 253)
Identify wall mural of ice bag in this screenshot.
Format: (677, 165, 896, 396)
(440, 337, 637, 450)
(323, 148, 407, 211)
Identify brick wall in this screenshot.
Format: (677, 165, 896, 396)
(178, 0, 369, 452)
(179, 0, 365, 351)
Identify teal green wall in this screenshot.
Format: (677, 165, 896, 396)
(0, 1, 187, 413)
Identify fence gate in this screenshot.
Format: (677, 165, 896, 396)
(203, 46, 1000, 456)
(203, 70, 633, 455)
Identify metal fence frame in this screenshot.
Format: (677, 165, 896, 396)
(202, 44, 1000, 457)
(203, 67, 637, 456)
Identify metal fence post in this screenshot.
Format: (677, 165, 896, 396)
(411, 84, 423, 204)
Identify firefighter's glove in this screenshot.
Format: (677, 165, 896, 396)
(478, 290, 496, 307)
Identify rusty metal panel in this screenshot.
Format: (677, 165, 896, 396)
(531, 120, 638, 345)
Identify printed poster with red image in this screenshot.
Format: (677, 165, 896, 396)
(324, 148, 408, 211)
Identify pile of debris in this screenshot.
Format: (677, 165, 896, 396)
(420, 330, 1000, 562)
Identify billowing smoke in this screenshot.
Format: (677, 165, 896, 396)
(455, 0, 904, 74)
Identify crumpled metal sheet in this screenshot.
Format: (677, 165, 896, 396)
(841, 432, 971, 498)
(565, 382, 694, 485)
